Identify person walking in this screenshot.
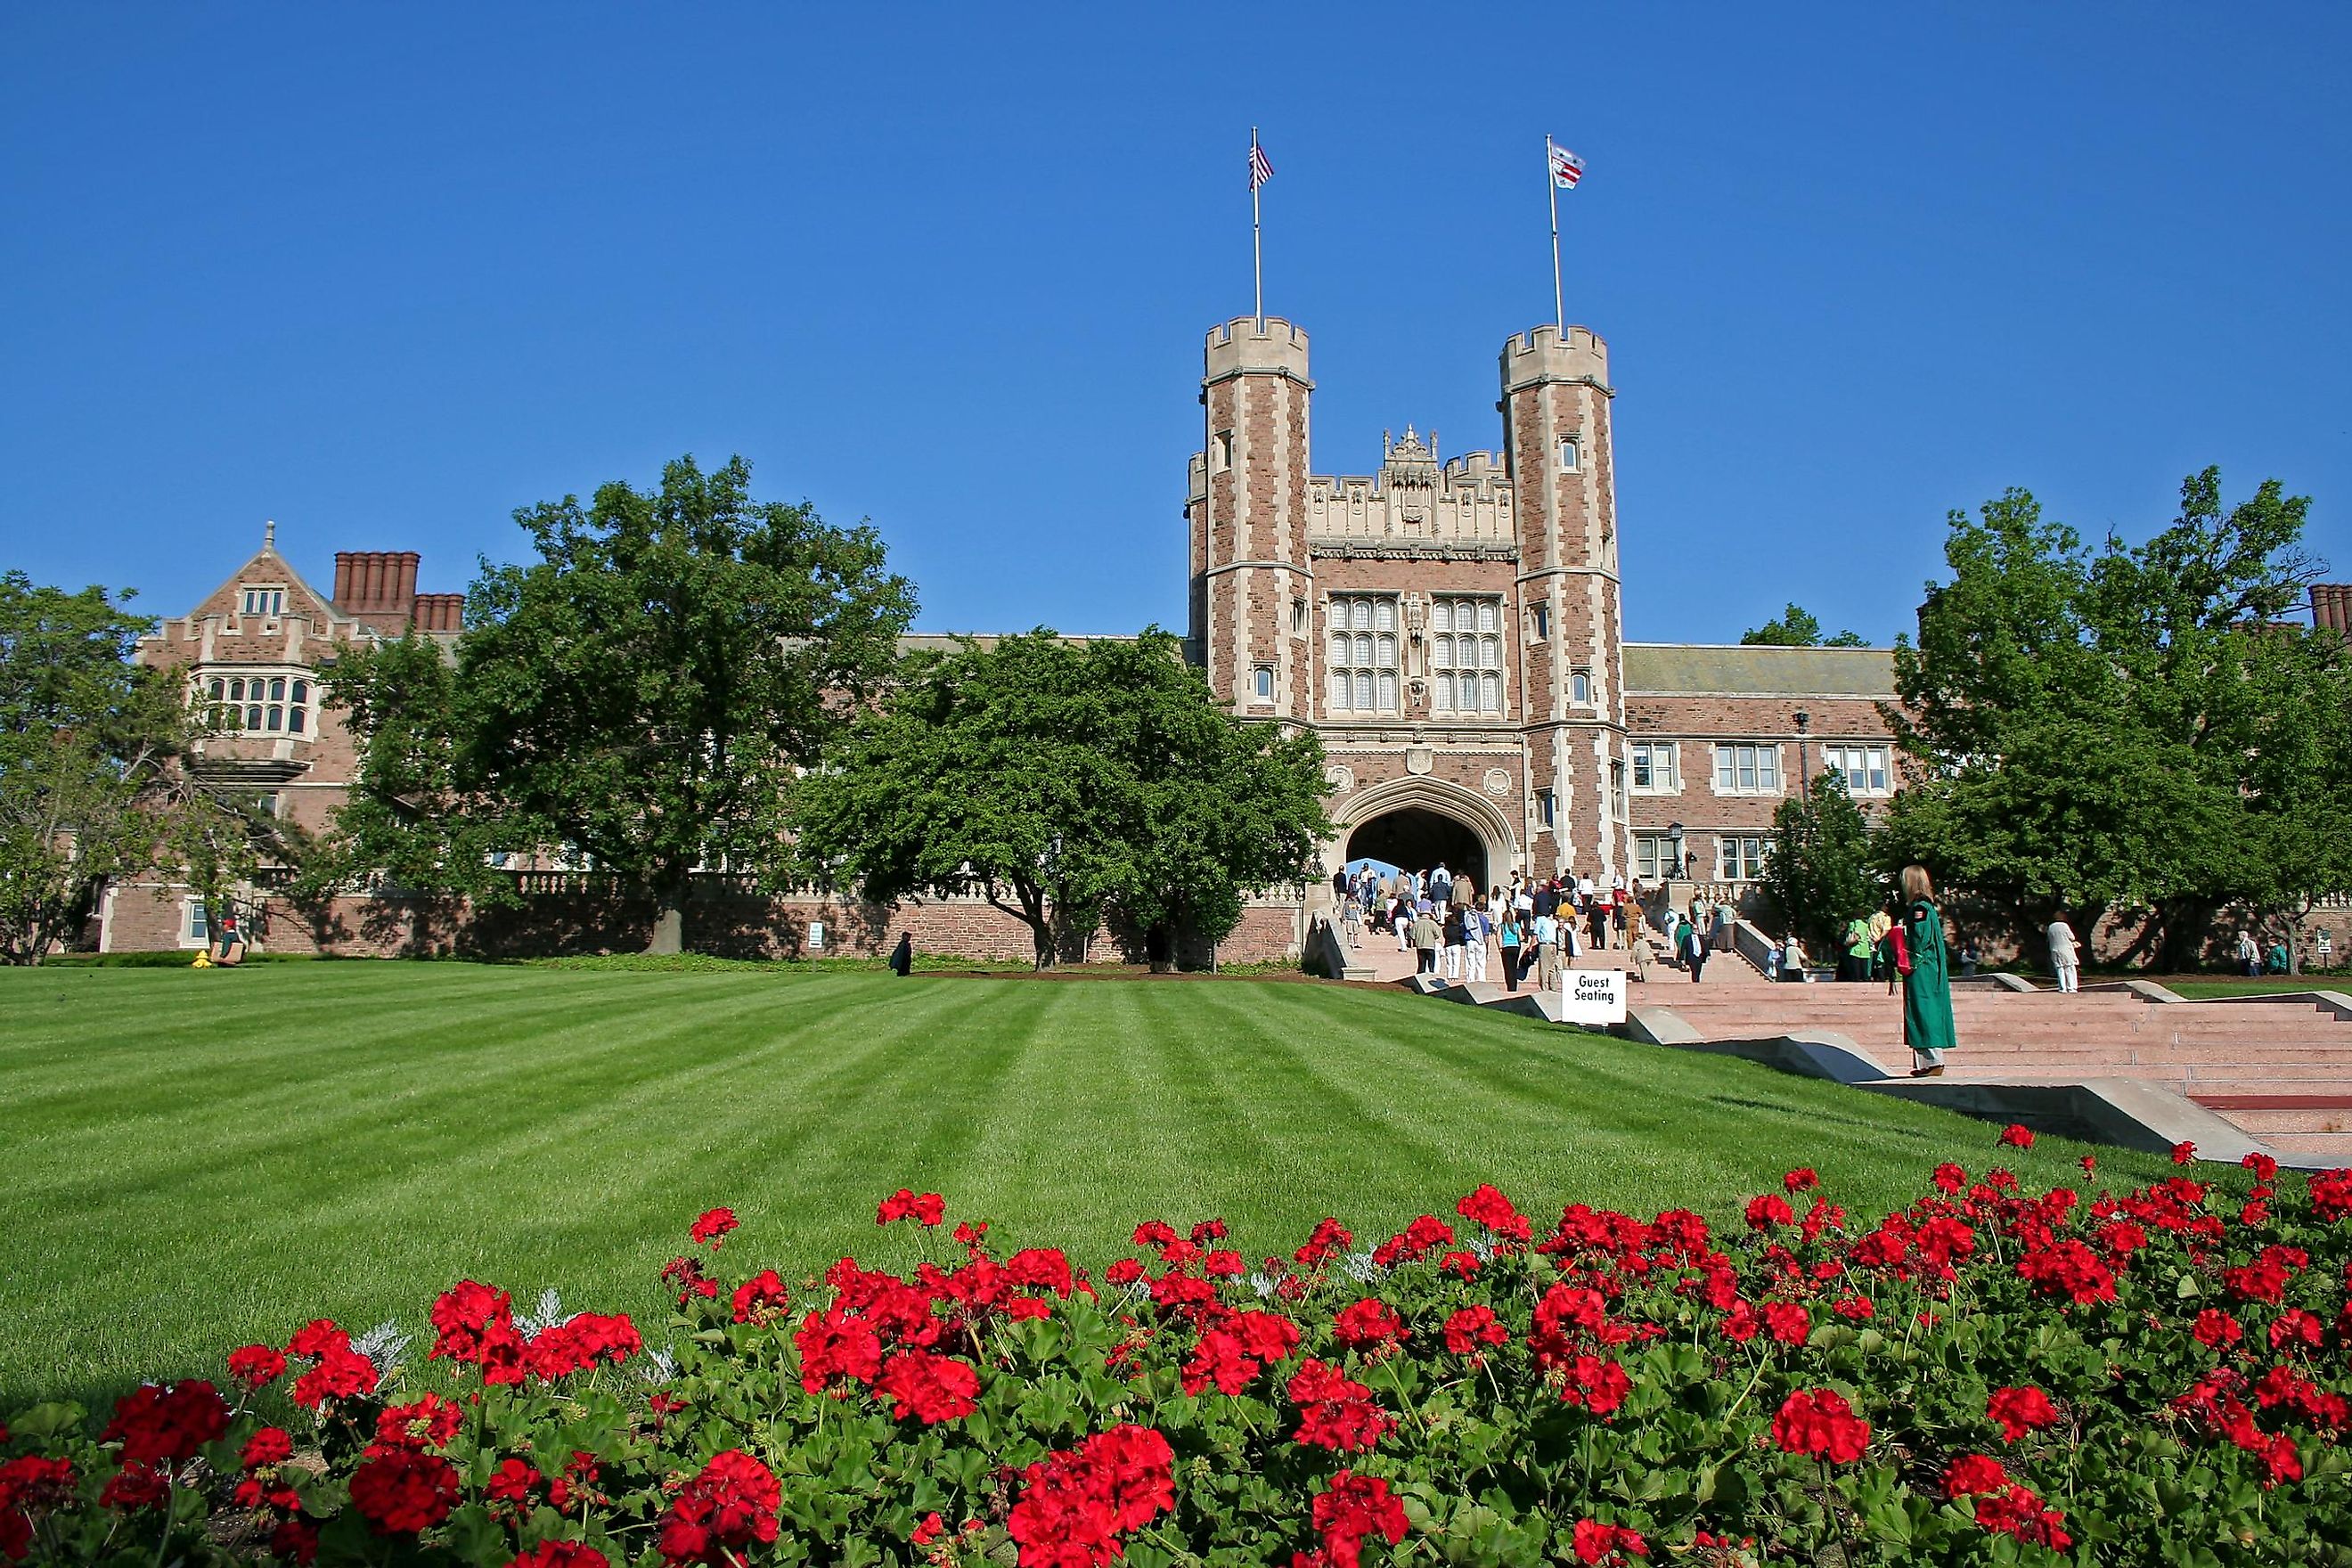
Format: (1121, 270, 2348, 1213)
(1588, 888, 1610, 951)
(1394, 897, 1413, 954)
(1340, 893, 1362, 949)
(1867, 907, 1895, 982)
(2234, 929, 2260, 978)
(1781, 933, 1806, 982)
(1497, 910, 1523, 992)
(1465, 904, 1490, 984)
(1429, 862, 1453, 907)
(888, 932, 914, 976)
(1628, 921, 1654, 983)
(1683, 917, 1710, 983)
(2045, 913, 2080, 993)
(1532, 909, 1558, 990)
(1410, 906, 1441, 974)
(1842, 915, 1874, 984)
(1897, 865, 1957, 1076)
(1441, 905, 1466, 981)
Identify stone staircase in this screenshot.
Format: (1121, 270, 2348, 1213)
(1649, 984, 2352, 1162)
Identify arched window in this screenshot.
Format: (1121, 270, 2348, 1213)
(288, 706, 306, 734)
(1558, 437, 1580, 472)
(245, 704, 263, 730)
(1572, 672, 1592, 706)
(1429, 597, 1503, 714)
(208, 677, 224, 701)
(1327, 597, 1401, 714)
(228, 677, 246, 702)
(290, 679, 308, 705)
(267, 705, 284, 731)
(268, 676, 286, 701)
(1252, 665, 1273, 701)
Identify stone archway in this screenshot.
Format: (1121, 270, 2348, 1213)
(1330, 775, 1522, 898)
(1346, 809, 1487, 889)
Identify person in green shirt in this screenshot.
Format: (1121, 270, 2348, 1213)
(1898, 864, 1957, 1076)
(1842, 915, 1874, 984)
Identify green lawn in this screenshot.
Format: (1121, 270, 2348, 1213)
(2160, 975, 2350, 999)
(1, 963, 2172, 1408)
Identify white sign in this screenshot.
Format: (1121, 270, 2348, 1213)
(1560, 967, 1627, 1026)
(808, 919, 826, 952)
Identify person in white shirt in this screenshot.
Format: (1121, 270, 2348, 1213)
(1464, 906, 1490, 983)
(2045, 916, 2080, 993)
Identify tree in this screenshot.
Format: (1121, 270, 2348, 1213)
(1886, 470, 2341, 965)
(796, 630, 1329, 969)
(1756, 771, 1882, 958)
(1741, 602, 1868, 648)
(326, 456, 916, 953)
(0, 575, 175, 963)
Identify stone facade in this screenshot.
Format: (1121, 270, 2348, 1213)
(1185, 316, 1900, 901)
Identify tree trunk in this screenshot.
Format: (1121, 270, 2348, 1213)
(648, 870, 689, 956)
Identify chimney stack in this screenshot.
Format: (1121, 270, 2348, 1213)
(332, 551, 426, 633)
(2314, 584, 2351, 634)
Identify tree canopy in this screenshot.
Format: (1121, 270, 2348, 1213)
(1882, 469, 2348, 969)
(796, 630, 1329, 968)
(1740, 603, 1869, 648)
(1756, 771, 1882, 960)
(323, 455, 916, 951)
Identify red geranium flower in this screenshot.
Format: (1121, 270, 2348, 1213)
(1332, 1298, 1408, 1352)
(1456, 1184, 1532, 1241)
(510, 1543, 612, 1568)
(876, 1351, 982, 1425)
(658, 1450, 782, 1566)
(102, 1380, 227, 1466)
(1998, 1124, 2034, 1150)
(1771, 1388, 1871, 1463)
(729, 1269, 790, 1326)
(373, 1393, 462, 1452)
(1744, 1194, 1793, 1230)
(1443, 1306, 1508, 1357)
(241, 1428, 292, 1470)
(226, 1345, 286, 1389)
(2171, 1141, 2197, 1165)
(1006, 1425, 1175, 1568)
(348, 1449, 460, 1535)
(878, 1189, 946, 1227)
(1783, 1169, 1819, 1194)
(1288, 1360, 1392, 1452)
(1987, 1384, 2059, 1442)
(690, 1207, 739, 1246)
(1309, 1471, 1408, 1568)
(1571, 1518, 1649, 1564)
(1974, 1483, 2073, 1548)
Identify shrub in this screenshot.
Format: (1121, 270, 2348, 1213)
(4, 1156, 2350, 1564)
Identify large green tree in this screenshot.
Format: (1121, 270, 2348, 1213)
(325, 455, 916, 952)
(796, 630, 1329, 969)
(1884, 470, 2345, 965)
(1756, 771, 1882, 959)
(1740, 602, 1868, 648)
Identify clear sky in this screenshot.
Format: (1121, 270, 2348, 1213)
(4, 4, 2346, 644)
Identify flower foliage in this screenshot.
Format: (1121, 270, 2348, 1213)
(6, 1152, 2352, 1564)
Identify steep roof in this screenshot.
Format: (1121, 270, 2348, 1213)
(1623, 642, 1897, 698)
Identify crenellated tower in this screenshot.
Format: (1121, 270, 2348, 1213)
(1187, 316, 1314, 718)
(1501, 324, 1627, 878)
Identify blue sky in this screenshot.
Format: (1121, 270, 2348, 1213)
(4, 4, 2346, 644)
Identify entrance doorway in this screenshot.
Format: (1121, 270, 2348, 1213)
(1345, 808, 1489, 892)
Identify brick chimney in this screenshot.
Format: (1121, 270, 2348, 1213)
(332, 551, 422, 633)
(2315, 584, 2351, 635)
(410, 593, 465, 633)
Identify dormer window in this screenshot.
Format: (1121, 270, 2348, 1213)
(241, 586, 285, 617)
(1557, 437, 1580, 473)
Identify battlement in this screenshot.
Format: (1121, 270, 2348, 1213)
(1499, 323, 1610, 394)
(1204, 315, 1311, 383)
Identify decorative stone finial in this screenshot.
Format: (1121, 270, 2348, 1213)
(264, 519, 276, 552)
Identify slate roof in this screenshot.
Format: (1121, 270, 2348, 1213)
(1622, 642, 1897, 698)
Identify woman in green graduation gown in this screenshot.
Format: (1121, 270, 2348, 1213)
(1899, 864, 1957, 1076)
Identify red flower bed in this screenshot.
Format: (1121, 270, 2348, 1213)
(5, 1144, 2352, 1564)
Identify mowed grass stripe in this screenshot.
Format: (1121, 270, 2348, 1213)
(0, 966, 2170, 1406)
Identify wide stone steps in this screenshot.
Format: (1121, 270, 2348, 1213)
(1642, 987, 2352, 1152)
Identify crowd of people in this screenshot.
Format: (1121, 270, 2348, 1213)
(1330, 862, 1743, 990)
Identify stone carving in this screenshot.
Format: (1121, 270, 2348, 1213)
(1405, 747, 1433, 776)
(1323, 764, 1355, 793)
(1483, 768, 1513, 797)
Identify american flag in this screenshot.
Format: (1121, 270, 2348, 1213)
(1549, 141, 1585, 190)
(1249, 139, 1274, 192)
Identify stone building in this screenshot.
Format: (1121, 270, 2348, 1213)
(1183, 314, 1900, 902)
(114, 308, 2331, 961)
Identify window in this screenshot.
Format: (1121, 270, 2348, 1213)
(1213, 431, 1234, 470)
(1252, 665, 1274, 702)
(1558, 437, 1580, 472)
(1429, 597, 1503, 714)
(1717, 836, 1768, 881)
(1609, 760, 1628, 823)
(1291, 597, 1308, 636)
(183, 900, 210, 947)
(240, 586, 285, 617)
(255, 792, 280, 820)
(202, 669, 314, 737)
(1711, 743, 1782, 795)
(1822, 743, 1891, 796)
(1530, 603, 1550, 641)
(1536, 788, 1556, 830)
(1327, 598, 1400, 714)
(1571, 670, 1592, 706)
(1633, 833, 1676, 881)
(1629, 741, 1679, 793)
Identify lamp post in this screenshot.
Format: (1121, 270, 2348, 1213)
(1793, 709, 1812, 793)
(1668, 821, 1686, 883)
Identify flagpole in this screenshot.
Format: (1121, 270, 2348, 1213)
(1252, 126, 1264, 324)
(1547, 136, 1564, 333)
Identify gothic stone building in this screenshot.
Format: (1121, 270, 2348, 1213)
(109, 314, 1908, 960)
(1185, 314, 1899, 901)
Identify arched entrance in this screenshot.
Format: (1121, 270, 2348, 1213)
(1346, 808, 1489, 890)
